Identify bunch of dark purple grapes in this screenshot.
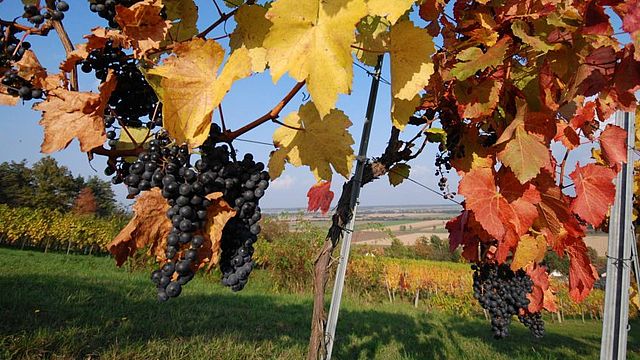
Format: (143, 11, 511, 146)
(123, 126, 269, 300)
(80, 41, 160, 129)
(88, 0, 161, 28)
(472, 263, 544, 339)
(23, 1, 69, 25)
(1, 70, 42, 101)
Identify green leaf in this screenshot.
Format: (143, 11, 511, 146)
(511, 20, 555, 53)
(388, 163, 410, 186)
(164, 0, 199, 41)
(450, 37, 510, 81)
(425, 128, 447, 144)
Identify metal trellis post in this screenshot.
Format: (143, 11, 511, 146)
(600, 110, 636, 360)
(323, 54, 384, 360)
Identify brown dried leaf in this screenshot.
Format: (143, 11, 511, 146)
(198, 193, 236, 271)
(115, 0, 172, 58)
(15, 50, 46, 83)
(0, 92, 18, 106)
(108, 188, 172, 266)
(34, 71, 117, 153)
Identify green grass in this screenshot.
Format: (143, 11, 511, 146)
(0, 248, 638, 360)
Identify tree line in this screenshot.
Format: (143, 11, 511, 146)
(0, 157, 122, 217)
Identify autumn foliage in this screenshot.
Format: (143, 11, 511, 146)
(1, 0, 638, 322)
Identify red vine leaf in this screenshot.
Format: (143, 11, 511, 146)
(526, 264, 557, 313)
(571, 101, 596, 129)
(566, 238, 599, 302)
(554, 122, 581, 150)
(599, 124, 628, 168)
(583, 1, 613, 35)
(458, 167, 539, 263)
(569, 163, 616, 227)
(307, 181, 334, 214)
(454, 77, 502, 120)
(34, 71, 117, 153)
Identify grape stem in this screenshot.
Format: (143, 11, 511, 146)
(45, 0, 78, 91)
(0, 19, 53, 36)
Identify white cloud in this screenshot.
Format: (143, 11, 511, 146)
(270, 174, 295, 190)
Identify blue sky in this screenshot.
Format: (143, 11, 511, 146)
(0, 1, 605, 210)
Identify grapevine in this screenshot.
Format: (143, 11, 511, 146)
(0, 0, 638, 357)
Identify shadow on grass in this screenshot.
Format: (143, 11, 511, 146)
(0, 274, 449, 359)
(0, 273, 630, 359)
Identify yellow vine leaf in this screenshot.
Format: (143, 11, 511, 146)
(116, 127, 151, 161)
(511, 234, 547, 270)
(388, 163, 410, 186)
(164, 0, 199, 41)
(147, 38, 251, 148)
(389, 20, 435, 101)
(264, 0, 368, 117)
(35, 71, 117, 153)
(496, 102, 550, 183)
(366, 0, 415, 25)
(268, 101, 355, 181)
(229, 4, 272, 73)
(391, 94, 420, 130)
(354, 16, 389, 67)
(114, 0, 172, 58)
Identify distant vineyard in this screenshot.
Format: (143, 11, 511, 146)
(347, 257, 625, 320)
(0, 205, 126, 254)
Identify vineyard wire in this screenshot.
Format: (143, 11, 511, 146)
(386, 166, 462, 206)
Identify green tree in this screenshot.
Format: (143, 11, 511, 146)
(30, 157, 83, 211)
(0, 160, 34, 206)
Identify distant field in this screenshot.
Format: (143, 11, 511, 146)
(1, 248, 638, 360)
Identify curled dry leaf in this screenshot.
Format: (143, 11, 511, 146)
(115, 0, 172, 58)
(0, 92, 19, 106)
(15, 50, 47, 84)
(34, 71, 117, 153)
(108, 189, 172, 266)
(108, 190, 236, 270)
(198, 193, 237, 272)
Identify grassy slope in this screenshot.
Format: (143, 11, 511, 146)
(0, 248, 638, 360)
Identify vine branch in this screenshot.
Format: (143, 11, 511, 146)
(45, 0, 78, 91)
(220, 80, 306, 141)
